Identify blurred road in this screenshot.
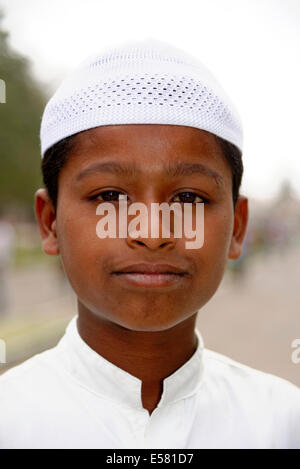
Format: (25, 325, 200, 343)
(197, 245, 300, 386)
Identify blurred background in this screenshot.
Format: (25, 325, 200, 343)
(0, 0, 299, 385)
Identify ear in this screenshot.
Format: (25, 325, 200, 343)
(34, 188, 60, 256)
(228, 195, 249, 260)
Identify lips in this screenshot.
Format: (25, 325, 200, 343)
(110, 263, 190, 288)
(111, 262, 188, 275)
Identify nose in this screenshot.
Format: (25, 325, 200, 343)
(125, 201, 178, 251)
(128, 234, 175, 250)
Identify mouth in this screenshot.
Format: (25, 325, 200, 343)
(110, 263, 190, 288)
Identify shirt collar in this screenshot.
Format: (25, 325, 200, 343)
(56, 315, 205, 411)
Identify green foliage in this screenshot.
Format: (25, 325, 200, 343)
(0, 10, 47, 217)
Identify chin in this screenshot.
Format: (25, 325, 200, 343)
(113, 311, 189, 332)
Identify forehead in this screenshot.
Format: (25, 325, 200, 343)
(63, 124, 231, 186)
(74, 124, 220, 157)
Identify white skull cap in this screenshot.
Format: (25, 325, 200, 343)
(40, 38, 243, 157)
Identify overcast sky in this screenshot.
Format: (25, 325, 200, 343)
(1, 0, 300, 200)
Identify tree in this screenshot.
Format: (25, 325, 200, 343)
(0, 10, 47, 218)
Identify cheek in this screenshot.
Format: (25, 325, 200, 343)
(56, 205, 107, 280)
(205, 207, 234, 267)
(188, 205, 234, 281)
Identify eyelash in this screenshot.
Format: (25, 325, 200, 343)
(89, 190, 208, 204)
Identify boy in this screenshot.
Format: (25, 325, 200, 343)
(0, 39, 299, 449)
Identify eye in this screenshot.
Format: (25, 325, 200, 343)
(90, 190, 127, 202)
(172, 192, 207, 204)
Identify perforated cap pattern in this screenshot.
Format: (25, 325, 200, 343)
(40, 39, 243, 157)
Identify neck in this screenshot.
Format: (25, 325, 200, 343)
(77, 303, 198, 415)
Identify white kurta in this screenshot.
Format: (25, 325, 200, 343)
(0, 315, 300, 449)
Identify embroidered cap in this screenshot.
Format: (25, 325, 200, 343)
(40, 38, 243, 157)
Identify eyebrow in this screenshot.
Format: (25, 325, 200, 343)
(75, 160, 224, 186)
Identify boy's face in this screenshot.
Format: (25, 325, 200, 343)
(36, 125, 248, 331)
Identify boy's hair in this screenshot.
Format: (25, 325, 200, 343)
(41, 132, 243, 212)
